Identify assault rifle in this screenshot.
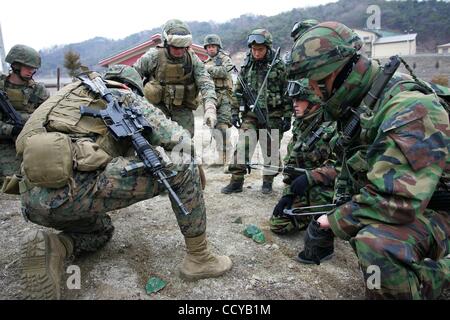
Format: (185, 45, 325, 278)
(0, 90, 25, 129)
(77, 74, 190, 215)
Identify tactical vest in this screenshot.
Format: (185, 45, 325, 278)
(144, 48, 198, 110)
(204, 53, 233, 90)
(16, 74, 132, 188)
(0, 75, 43, 119)
(240, 51, 284, 115)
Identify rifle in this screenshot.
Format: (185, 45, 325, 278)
(231, 47, 281, 138)
(0, 90, 25, 129)
(77, 74, 190, 216)
(246, 162, 307, 177)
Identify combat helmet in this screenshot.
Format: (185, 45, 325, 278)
(287, 21, 363, 81)
(247, 29, 272, 48)
(290, 19, 319, 41)
(203, 34, 222, 49)
(104, 64, 144, 96)
(162, 19, 192, 48)
(6, 44, 41, 69)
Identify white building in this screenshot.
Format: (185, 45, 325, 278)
(437, 43, 450, 54)
(354, 29, 417, 58)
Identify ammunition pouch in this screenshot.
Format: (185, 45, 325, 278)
(73, 138, 112, 172)
(22, 132, 74, 189)
(144, 81, 163, 105)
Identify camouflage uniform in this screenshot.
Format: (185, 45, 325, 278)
(0, 45, 49, 187)
(203, 34, 234, 163)
(134, 20, 217, 137)
(270, 82, 337, 234)
(16, 71, 204, 255)
(225, 29, 290, 190)
(288, 21, 450, 299)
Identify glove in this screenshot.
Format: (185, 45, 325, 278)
(298, 217, 334, 265)
(272, 195, 294, 217)
(204, 102, 217, 128)
(290, 174, 309, 198)
(281, 117, 292, 132)
(231, 113, 241, 128)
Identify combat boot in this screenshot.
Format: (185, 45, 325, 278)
(179, 233, 232, 281)
(221, 180, 243, 194)
(20, 230, 73, 300)
(261, 181, 273, 194)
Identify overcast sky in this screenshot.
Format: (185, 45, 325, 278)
(0, 0, 336, 52)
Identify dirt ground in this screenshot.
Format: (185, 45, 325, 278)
(0, 115, 367, 300)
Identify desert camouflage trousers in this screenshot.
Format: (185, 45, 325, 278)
(352, 210, 449, 299)
(20, 156, 206, 256)
(227, 117, 283, 183)
(0, 142, 21, 187)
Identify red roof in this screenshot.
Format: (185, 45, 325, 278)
(98, 34, 208, 67)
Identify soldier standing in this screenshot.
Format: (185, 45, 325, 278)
(203, 34, 234, 165)
(133, 19, 217, 137)
(17, 65, 232, 300)
(287, 21, 449, 299)
(221, 29, 291, 195)
(0, 45, 49, 189)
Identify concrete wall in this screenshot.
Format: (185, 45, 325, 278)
(373, 40, 416, 58)
(378, 53, 450, 83)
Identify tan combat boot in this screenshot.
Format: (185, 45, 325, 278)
(20, 230, 73, 300)
(179, 233, 232, 281)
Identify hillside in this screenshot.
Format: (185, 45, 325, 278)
(38, 0, 450, 77)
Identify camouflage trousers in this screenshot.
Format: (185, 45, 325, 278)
(270, 183, 334, 234)
(0, 142, 21, 187)
(156, 103, 195, 137)
(227, 117, 283, 183)
(20, 156, 206, 256)
(351, 210, 449, 299)
(211, 90, 232, 158)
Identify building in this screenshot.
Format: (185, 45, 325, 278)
(99, 34, 208, 67)
(354, 28, 417, 58)
(437, 43, 450, 54)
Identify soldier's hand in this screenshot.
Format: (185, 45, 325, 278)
(204, 102, 217, 128)
(290, 174, 309, 198)
(282, 117, 292, 132)
(231, 114, 241, 128)
(273, 195, 294, 217)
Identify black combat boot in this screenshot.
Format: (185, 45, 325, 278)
(221, 180, 243, 194)
(297, 218, 334, 265)
(261, 181, 273, 194)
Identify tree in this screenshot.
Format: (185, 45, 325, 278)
(64, 50, 81, 78)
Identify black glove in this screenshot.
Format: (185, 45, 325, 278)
(11, 125, 22, 137)
(281, 117, 292, 132)
(231, 114, 241, 128)
(298, 218, 334, 265)
(272, 195, 294, 217)
(290, 174, 309, 198)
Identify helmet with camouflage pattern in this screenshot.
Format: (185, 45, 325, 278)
(290, 19, 319, 41)
(5, 44, 41, 69)
(203, 34, 222, 49)
(247, 29, 272, 48)
(104, 64, 144, 96)
(287, 21, 363, 81)
(286, 79, 320, 103)
(162, 19, 192, 48)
